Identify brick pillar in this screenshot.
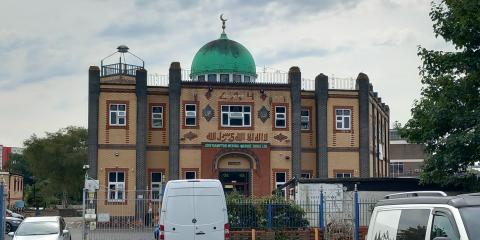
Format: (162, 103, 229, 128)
(357, 73, 370, 177)
(315, 74, 328, 178)
(289, 66, 302, 179)
(88, 66, 100, 179)
(135, 69, 147, 220)
(168, 62, 181, 180)
(136, 69, 148, 191)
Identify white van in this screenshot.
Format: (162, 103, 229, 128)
(159, 179, 229, 240)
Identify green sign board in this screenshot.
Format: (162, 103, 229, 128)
(204, 143, 268, 149)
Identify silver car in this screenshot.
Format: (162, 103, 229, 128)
(5, 216, 22, 233)
(8, 216, 71, 240)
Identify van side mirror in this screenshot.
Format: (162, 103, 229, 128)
(433, 237, 450, 240)
(62, 229, 69, 235)
(8, 232, 14, 237)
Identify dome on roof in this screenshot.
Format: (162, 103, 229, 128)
(191, 33, 256, 77)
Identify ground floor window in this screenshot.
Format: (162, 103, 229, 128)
(151, 172, 163, 200)
(335, 171, 352, 178)
(185, 171, 196, 180)
(301, 172, 311, 179)
(275, 172, 287, 196)
(108, 171, 125, 201)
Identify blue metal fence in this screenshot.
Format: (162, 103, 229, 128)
(227, 191, 377, 240)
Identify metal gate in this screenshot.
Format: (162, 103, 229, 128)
(322, 191, 355, 240)
(82, 188, 161, 240)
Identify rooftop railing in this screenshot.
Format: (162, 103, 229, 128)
(101, 63, 143, 77)
(144, 70, 357, 90)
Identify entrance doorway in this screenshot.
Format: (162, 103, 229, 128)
(219, 171, 250, 196)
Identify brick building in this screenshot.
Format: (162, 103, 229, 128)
(389, 129, 425, 178)
(87, 24, 390, 207)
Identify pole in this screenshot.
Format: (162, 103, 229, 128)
(354, 184, 360, 240)
(319, 191, 324, 232)
(82, 188, 87, 240)
(0, 182, 5, 238)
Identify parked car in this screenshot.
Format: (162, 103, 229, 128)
(157, 179, 229, 240)
(5, 216, 22, 233)
(8, 216, 71, 240)
(366, 191, 480, 240)
(6, 209, 24, 220)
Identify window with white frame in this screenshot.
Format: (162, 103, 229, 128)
(151, 106, 163, 129)
(275, 106, 287, 128)
(335, 108, 351, 130)
(301, 109, 310, 130)
(185, 171, 196, 180)
(275, 172, 287, 196)
(301, 173, 311, 179)
(335, 172, 352, 178)
(221, 105, 251, 127)
(185, 104, 197, 126)
(108, 171, 125, 201)
(151, 172, 163, 200)
(109, 104, 126, 126)
(390, 162, 404, 176)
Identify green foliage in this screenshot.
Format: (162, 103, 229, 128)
(400, 0, 480, 189)
(23, 126, 87, 207)
(226, 192, 309, 230)
(6, 153, 32, 184)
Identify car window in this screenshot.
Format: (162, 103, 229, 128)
(396, 209, 430, 240)
(15, 221, 60, 236)
(459, 207, 480, 239)
(370, 209, 401, 240)
(430, 212, 459, 240)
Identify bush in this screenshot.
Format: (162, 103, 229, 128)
(226, 192, 309, 230)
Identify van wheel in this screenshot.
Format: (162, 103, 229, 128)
(5, 223, 12, 233)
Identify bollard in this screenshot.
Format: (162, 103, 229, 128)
(252, 229, 256, 240)
(314, 228, 319, 240)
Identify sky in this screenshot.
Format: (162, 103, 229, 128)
(0, 0, 453, 147)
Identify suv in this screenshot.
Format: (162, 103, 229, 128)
(366, 191, 480, 240)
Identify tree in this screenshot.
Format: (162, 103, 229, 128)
(400, 0, 480, 188)
(6, 153, 32, 184)
(23, 126, 87, 207)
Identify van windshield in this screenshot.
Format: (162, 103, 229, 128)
(459, 207, 480, 239)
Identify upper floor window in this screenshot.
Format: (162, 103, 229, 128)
(244, 76, 251, 83)
(151, 106, 163, 129)
(108, 171, 125, 201)
(208, 74, 217, 82)
(275, 106, 287, 128)
(220, 74, 229, 83)
(185, 104, 197, 126)
(301, 109, 310, 130)
(335, 108, 351, 130)
(109, 104, 126, 126)
(221, 105, 251, 127)
(198, 75, 205, 82)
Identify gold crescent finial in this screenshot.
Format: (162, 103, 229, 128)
(220, 14, 227, 33)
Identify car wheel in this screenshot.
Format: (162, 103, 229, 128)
(5, 222, 12, 233)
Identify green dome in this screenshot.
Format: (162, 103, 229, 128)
(191, 33, 256, 77)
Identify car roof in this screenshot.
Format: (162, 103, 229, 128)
(24, 216, 60, 222)
(376, 193, 480, 208)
